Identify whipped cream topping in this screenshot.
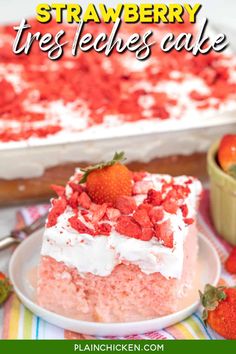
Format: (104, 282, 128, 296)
(41, 173, 202, 279)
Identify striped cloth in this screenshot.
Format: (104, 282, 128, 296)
(1, 190, 235, 340)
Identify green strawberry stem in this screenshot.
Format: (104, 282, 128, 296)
(199, 284, 226, 324)
(79, 152, 126, 184)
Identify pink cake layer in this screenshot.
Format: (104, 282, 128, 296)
(37, 223, 198, 322)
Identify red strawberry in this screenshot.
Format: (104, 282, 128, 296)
(225, 247, 236, 274)
(173, 184, 190, 198)
(145, 189, 162, 206)
(51, 184, 65, 197)
(140, 228, 154, 241)
(184, 218, 194, 225)
(200, 284, 236, 339)
(0, 80, 16, 105)
(181, 204, 188, 218)
(90, 203, 107, 223)
(106, 207, 121, 221)
(0, 272, 12, 305)
(218, 134, 236, 178)
(162, 197, 178, 214)
(149, 207, 164, 224)
(138, 203, 152, 213)
(47, 198, 67, 227)
(68, 182, 83, 194)
(115, 196, 136, 215)
(77, 192, 91, 209)
(69, 215, 94, 235)
(133, 209, 152, 227)
(80, 152, 132, 205)
(96, 223, 112, 236)
(154, 220, 174, 248)
(67, 191, 79, 209)
(115, 216, 142, 239)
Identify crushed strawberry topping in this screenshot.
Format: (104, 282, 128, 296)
(0, 20, 236, 143)
(47, 172, 198, 248)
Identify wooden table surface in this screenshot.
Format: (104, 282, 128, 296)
(0, 153, 207, 206)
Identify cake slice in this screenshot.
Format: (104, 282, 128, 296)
(37, 153, 202, 322)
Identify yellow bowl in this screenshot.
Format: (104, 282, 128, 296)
(207, 141, 236, 245)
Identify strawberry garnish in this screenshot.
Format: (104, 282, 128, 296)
(80, 152, 132, 205)
(115, 215, 142, 239)
(133, 209, 152, 228)
(0, 272, 12, 305)
(47, 198, 67, 227)
(77, 192, 91, 209)
(90, 203, 107, 223)
(218, 134, 236, 178)
(69, 215, 94, 235)
(145, 189, 162, 206)
(51, 184, 65, 197)
(154, 220, 174, 248)
(149, 207, 164, 224)
(115, 196, 136, 215)
(225, 247, 236, 274)
(106, 207, 121, 221)
(140, 228, 154, 241)
(200, 284, 236, 339)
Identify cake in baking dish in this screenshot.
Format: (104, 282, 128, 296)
(37, 153, 202, 322)
(0, 19, 236, 146)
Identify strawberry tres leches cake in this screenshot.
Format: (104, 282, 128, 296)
(37, 153, 202, 322)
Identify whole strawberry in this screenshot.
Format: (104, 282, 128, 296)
(0, 272, 12, 305)
(80, 152, 132, 205)
(200, 284, 236, 339)
(218, 134, 236, 178)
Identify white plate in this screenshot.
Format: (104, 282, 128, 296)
(9, 230, 221, 337)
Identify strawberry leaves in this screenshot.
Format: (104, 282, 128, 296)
(79, 152, 126, 184)
(199, 284, 226, 323)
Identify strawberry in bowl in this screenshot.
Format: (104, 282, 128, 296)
(207, 135, 236, 245)
(218, 134, 236, 178)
